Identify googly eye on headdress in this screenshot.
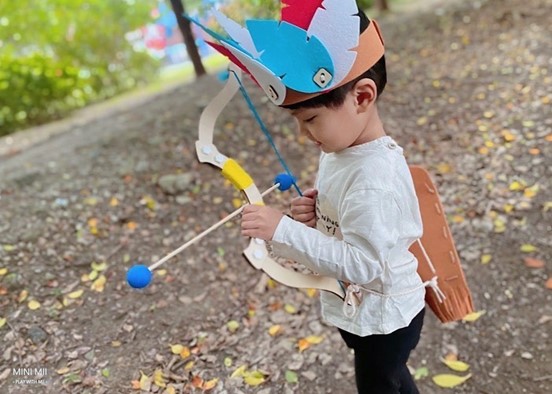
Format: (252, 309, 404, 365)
(187, 0, 384, 106)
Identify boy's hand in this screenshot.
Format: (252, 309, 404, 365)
(290, 188, 318, 228)
(241, 205, 284, 241)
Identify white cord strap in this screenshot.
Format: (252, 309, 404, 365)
(341, 276, 446, 318)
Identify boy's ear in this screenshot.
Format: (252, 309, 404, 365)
(352, 78, 378, 111)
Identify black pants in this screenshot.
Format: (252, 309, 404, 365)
(338, 308, 425, 394)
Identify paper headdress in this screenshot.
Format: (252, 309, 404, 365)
(189, 0, 385, 106)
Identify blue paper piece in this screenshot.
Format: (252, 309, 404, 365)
(246, 20, 334, 93)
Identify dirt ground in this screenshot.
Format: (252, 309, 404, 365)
(0, 0, 551, 393)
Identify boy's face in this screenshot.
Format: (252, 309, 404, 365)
(289, 92, 372, 153)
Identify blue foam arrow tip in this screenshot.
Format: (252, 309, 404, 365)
(274, 173, 295, 191)
(127, 265, 153, 289)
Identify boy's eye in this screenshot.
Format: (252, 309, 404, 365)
(305, 116, 317, 123)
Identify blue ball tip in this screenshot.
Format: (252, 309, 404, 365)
(127, 265, 153, 289)
(274, 173, 295, 191)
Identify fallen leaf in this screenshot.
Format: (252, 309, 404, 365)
(432, 373, 471, 388)
(153, 369, 166, 388)
(442, 359, 470, 372)
(28, 300, 41, 310)
(67, 289, 84, 299)
(545, 277, 552, 290)
(285, 370, 298, 384)
(56, 367, 70, 375)
(462, 310, 485, 322)
(224, 357, 232, 367)
(227, 320, 240, 333)
(202, 378, 219, 390)
(414, 367, 429, 380)
(139, 371, 151, 391)
(268, 325, 282, 337)
(170, 344, 184, 354)
(520, 244, 538, 253)
(18, 290, 28, 303)
(243, 370, 266, 386)
(0, 268, 7, 276)
(191, 375, 203, 388)
(284, 304, 297, 314)
(523, 257, 545, 268)
(481, 254, 492, 264)
(91, 262, 108, 271)
(91, 275, 107, 292)
(0, 318, 6, 329)
(231, 365, 247, 378)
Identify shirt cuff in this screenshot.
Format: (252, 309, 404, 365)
(272, 214, 295, 244)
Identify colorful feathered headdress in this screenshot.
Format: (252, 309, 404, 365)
(189, 0, 385, 106)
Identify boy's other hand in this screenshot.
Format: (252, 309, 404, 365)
(290, 188, 318, 228)
(241, 205, 284, 241)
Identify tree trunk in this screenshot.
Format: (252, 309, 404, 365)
(169, 0, 206, 78)
(375, 0, 390, 12)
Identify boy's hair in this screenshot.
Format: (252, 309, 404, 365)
(283, 11, 387, 110)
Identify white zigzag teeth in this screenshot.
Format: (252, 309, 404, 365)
(212, 8, 261, 58)
(307, 0, 360, 87)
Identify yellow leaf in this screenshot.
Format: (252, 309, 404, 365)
(184, 361, 194, 370)
(202, 378, 219, 390)
(91, 262, 108, 271)
(84, 197, 98, 206)
(156, 269, 167, 277)
(18, 290, 29, 303)
(56, 367, 70, 375)
(142, 196, 157, 211)
(88, 270, 99, 281)
(501, 129, 515, 142)
(170, 344, 184, 354)
(462, 310, 485, 322)
(432, 373, 471, 388)
(284, 304, 297, 314)
(110, 197, 119, 207)
(268, 325, 282, 337)
(0, 268, 7, 276)
(478, 146, 489, 155)
(224, 357, 232, 367)
(232, 198, 243, 209)
(436, 162, 452, 174)
(165, 386, 176, 394)
(139, 371, 152, 391)
(244, 371, 266, 386)
(520, 244, 538, 253)
(0, 317, 6, 329)
(153, 369, 166, 388)
(544, 201, 552, 212)
(523, 184, 539, 198)
(180, 347, 191, 359)
(231, 365, 248, 378)
(68, 289, 84, 299)
(305, 288, 317, 298)
(28, 300, 41, 310)
(2, 244, 15, 252)
(509, 181, 525, 191)
(480, 254, 492, 265)
(111, 341, 121, 347)
(127, 221, 138, 231)
(452, 215, 464, 223)
(305, 335, 324, 345)
(91, 275, 107, 292)
(227, 320, 240, 333)
(442, 359, 470, 372)
(88, 218, 98, 227)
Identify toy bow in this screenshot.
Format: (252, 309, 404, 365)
(195, 64, 344, 296)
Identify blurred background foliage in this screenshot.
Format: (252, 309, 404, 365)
(0, 0, 159, 136)
(0, 0, 381, 137)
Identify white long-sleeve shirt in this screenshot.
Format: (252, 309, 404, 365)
(272, 136, 425, 336)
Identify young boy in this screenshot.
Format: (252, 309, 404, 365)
(240, 11, 426, 394)
(192, 2, 426, 392)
